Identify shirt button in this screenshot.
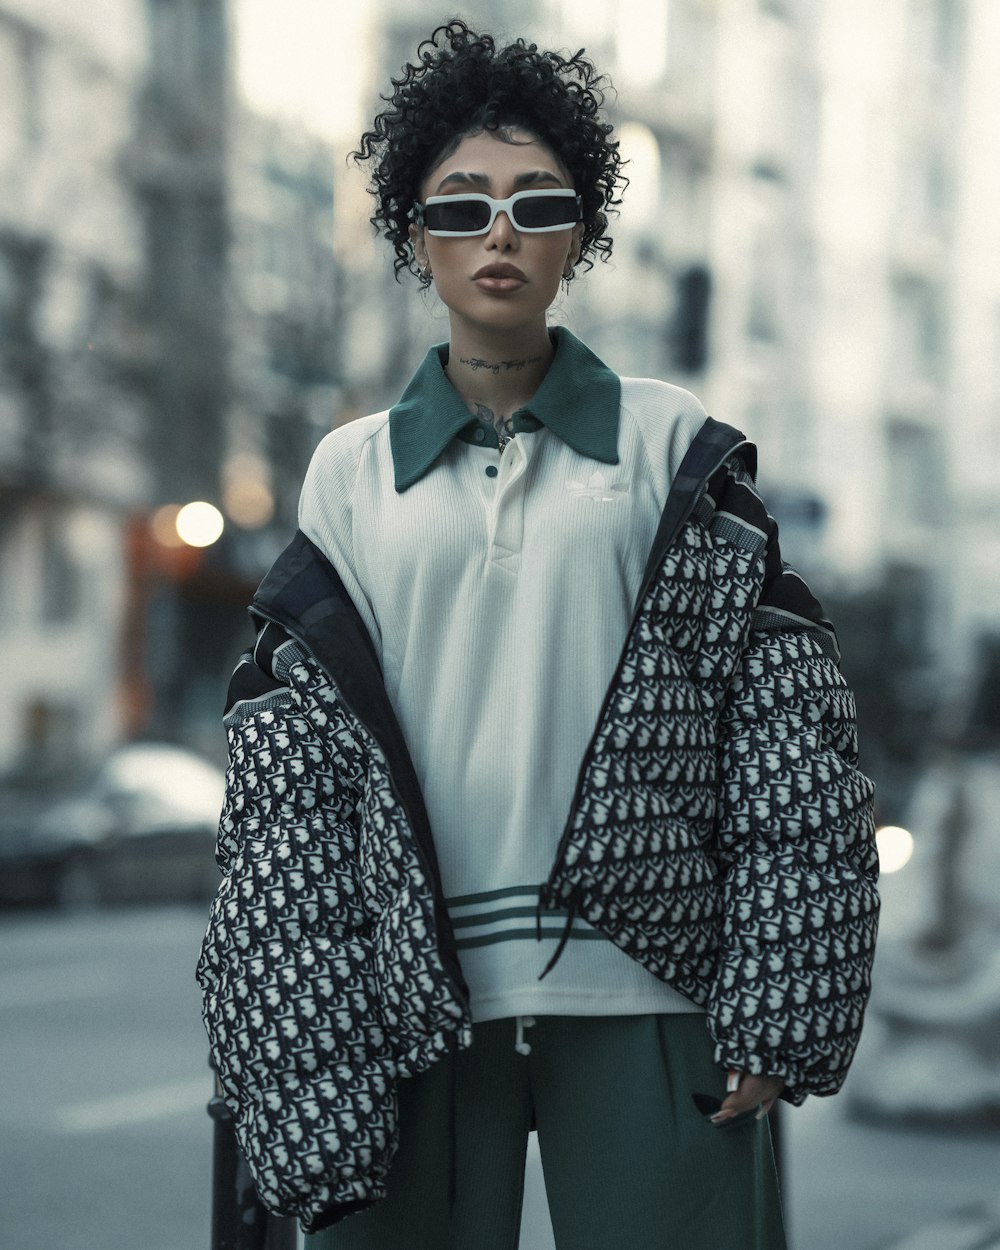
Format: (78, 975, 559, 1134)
(485, 465, 498, 478)
(474, 428, 485, 442)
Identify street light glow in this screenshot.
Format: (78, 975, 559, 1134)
(150, 504, 184, 548)
(224, 478, 275, 529)
(175, 501, 224, 548)
(875, 825, 915, 874)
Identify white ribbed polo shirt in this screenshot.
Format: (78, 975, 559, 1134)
(299, 327, 708, 1022)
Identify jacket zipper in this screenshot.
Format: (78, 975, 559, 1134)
(541, 434, 747, 901)
(248, 603, 472, 1019)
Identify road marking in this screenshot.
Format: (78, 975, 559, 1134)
(882, 1206, 1000, 1249)
(53, 1077, 210, 1134)
(0, 966, 119, 1009)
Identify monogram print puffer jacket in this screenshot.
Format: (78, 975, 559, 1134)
(197, 417, 879, 1233)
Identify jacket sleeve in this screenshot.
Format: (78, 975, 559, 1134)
(705, 462, 880, 1103)
(197, 624, 396, 1233)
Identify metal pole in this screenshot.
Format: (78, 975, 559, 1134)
(208, 1066, 268, 1250)
(264, 1216, 299, 1250)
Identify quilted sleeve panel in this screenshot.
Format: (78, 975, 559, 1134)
(197, 645, 401, 1233)
(708, 626, 879, 1103)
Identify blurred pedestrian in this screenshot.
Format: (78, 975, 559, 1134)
(198, 20, 879, 1250)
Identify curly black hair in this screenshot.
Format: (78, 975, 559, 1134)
(352, 19, 625, 286)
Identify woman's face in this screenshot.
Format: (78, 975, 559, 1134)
(409, 129, 584, 338)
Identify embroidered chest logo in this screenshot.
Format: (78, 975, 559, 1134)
(566, 469, 625, 502)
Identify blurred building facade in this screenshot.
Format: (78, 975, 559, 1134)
(2, 0, 998, 795)
(0, 0, 344, 781)
(332, 0, 999, 801)
(226, 113, 341, 548)
(0, 1, 148, 782)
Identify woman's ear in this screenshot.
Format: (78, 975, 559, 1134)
(564, 222, 584, 276)
(409, 223, 429, 272)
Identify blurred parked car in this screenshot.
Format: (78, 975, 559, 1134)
(0, 743, 224, 908)
(848, 748, 1000, 1128)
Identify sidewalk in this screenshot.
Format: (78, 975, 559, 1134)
(785, 1077, 1000, 1250)
(875, 1211, 1000, 1250)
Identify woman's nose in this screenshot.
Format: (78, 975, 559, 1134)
(486, 209, 519, 248)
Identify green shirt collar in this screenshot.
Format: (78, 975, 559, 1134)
(389, 325, 621, 492)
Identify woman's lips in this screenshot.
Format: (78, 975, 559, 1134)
(473, 264, 526, 292)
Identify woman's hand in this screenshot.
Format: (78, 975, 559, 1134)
(710, 1070, 785, 1124)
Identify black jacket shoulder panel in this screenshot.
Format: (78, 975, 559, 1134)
(249, 530, 463, 995)
(225, 652, 283, 715)
(639, 415, 748, 596)
(249, 533, 404, 777)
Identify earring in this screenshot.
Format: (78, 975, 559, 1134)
(562, 263, 574, 280)
(422, 265, 433, 278)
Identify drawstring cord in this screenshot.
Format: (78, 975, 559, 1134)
(535, 884, 580, 981)
(514, 1015, 536, 1055)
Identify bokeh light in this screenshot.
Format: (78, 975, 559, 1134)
(875, 825, 915, 874)
(150, 504, 184, 549)
(174, 502, 224, 548)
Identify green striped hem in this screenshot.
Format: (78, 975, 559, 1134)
(452, 905, 569, 930)
(447, 885, 545, 908)
(446, 884, 604, 952)
(456, 927, 607, 951)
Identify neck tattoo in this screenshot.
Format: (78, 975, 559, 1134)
(474, 402, 515, 439)
(460, 354, 541, 375)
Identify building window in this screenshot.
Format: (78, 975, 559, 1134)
(0, 232, 45, 338)
(195, 196, 228, 276)
(924, 150, 952, 223)
(0, 22, 44, 149)
(20, 698, 80, 780)
(196, 0, 226, 86)
(141, 189, 184, 301)
(929, 0, 961, 64)
(147, 0, 226, 97)
(908, 0, 963, 66)
(670, 265, 712, 373)
(890, 276, 946, 386)
(746, 233, 780, 342)
(146, 0, 183, 81)
(885, 419, 942, 529)
(41, 514, 82, 624)
(0, 245, 14, 334)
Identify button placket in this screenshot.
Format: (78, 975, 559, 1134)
(487, 437, 528, 567)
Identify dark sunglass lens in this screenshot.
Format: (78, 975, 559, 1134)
(513, 195, 578, 228)
(425, 199, 490, 232)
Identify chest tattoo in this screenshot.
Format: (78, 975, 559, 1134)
(474, 402, 516, 440)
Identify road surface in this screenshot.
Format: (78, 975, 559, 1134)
(2, 905, 998, 1249)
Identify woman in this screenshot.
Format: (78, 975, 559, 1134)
(198, 21, 879, 1249)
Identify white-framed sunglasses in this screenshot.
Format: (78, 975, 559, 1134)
(413, 189, 582, 236)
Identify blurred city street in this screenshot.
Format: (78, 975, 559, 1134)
(0, 906, 213, 1250)
(2, 903, 998, 1250)
(3, 1, 1000, 1248)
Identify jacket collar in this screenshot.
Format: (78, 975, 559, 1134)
(388, 325, 621, 492)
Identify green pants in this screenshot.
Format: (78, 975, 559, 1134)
(307, 1013, 786, 1250)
